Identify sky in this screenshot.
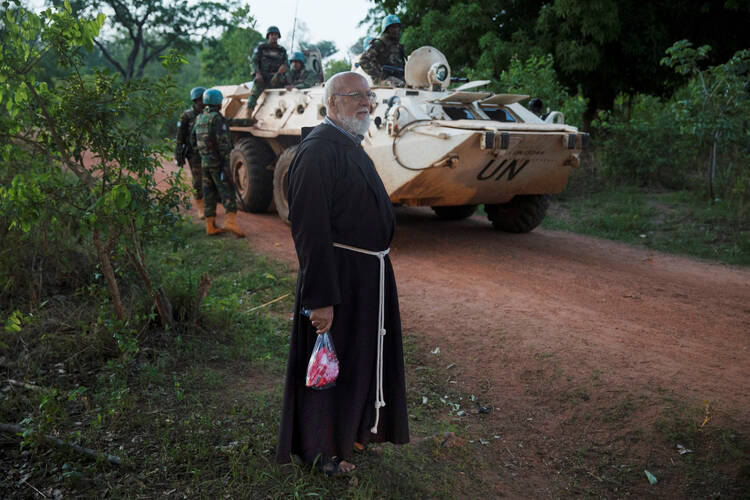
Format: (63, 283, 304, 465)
(248, 0, 377, 59)
(24, 0, 380, 59)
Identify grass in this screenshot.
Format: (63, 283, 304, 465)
(543, 186, 750, 266)
(2, 220, 748, 498)
(0, 222, 506, 498)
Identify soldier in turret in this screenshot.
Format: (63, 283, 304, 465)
(191, 89, 245, 238)
(247, 26, 289, 113)
(176, 87, 205, 218)
(270, 52, 317, 91)
(359, 15, 407, 87)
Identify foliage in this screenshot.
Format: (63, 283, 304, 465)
(198, 6, 261, 85)
(591, 42, 750, 209)
(0, 2, 188, 324)
(486, 53, 587, 128)
(300, 39, 337, 60)
(324, 58, 352, 79)
(544, 188, 750, 266)
(56, 0, 238, 79)
(592, 94, 691, 189)
(371, 0, 750, 120)
(661, 40, 750, 208)
(0, 223, 506, 498)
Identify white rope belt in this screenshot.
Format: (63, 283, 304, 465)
(333, 241, 390, 434)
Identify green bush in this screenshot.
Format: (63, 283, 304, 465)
(662, 41, 750, 212)
(591, 93, 694, 189)
(473, 53, 588, 128)
(0, 4, 190, 332)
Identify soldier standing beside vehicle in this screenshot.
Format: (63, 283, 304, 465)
(247, 26, 289, 114)
(176, 86, 205, 218)
(191, 89, 245, 238)
(359, 14, 407, 87)
(270, 52, 317, 91)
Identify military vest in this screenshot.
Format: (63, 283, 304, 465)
(254, 43, 288, 77)
(359, 37, 406, 81)
(177, 107, 198, 150)
(380, 38, 406, 68)
(193, 109, 232, 167)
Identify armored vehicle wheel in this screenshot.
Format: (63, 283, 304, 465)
(485, 195, 549, 233)
(432, 205, 477, 220)
(273, 145, 298, 224)
(230, 137, 274, 213)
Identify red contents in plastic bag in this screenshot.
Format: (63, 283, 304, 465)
(305, 332, 339, 390)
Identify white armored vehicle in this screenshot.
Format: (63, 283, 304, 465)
(216, 46, 588, 232)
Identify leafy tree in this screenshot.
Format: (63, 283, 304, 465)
(199, 6, 262, 85)
(662, 41, 750, 205)
(370, 0, 750, 122)
(300, 40, 338, 60)
(324, 58, 351, 79)
(592, 94, 690, 189)
(490, 54, 587, 128)
(1, 2, 188, 326)
(53, 0, 236, 79)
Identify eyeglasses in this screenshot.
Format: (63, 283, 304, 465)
(333, 91, 376, 102)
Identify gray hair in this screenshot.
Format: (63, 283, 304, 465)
(324, 71, 366, 106)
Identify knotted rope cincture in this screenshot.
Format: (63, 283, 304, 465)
(333, 242, 390, 434)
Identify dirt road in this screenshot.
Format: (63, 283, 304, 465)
(207, 199, 750, 493)
(217, 203, 750, 412)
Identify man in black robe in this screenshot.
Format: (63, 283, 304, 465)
(277, 72, 409, 473)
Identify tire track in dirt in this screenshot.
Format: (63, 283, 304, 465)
(172, 160, 749, 494)
(202, 195, 750, 418)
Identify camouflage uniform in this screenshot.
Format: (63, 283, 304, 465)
(191, 108, 237, 218)
(176, 105, 202, 198)
(359, 36, 406, 86)
(247, 42, 289, 110)
(270, 66, 317, 89)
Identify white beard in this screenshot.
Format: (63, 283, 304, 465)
(340, 113, 370, 136)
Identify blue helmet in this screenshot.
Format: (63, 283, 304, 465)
(202, 89, 223, 106)
(290, 51, 306, 64)
(266, 26, 280, 38)
(190, 86, 206, 101)
(363, 36, 375, 51)
(381, 14, 401, 33)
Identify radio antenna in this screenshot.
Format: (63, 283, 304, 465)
(290, 0, 300, 52)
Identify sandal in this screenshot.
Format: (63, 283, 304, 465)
(318, 456, 356, 477)
(353, 441, 383, 455)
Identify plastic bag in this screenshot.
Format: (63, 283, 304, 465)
(305, 332, 339, 390)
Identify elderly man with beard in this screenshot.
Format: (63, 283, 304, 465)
(276, 72, 409, 475)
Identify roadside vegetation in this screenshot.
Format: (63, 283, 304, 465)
(1, 1, 749, 497)
(543, 167, 750, 267)
(3, 222, 748, 498)
(0, 223, 504, 498)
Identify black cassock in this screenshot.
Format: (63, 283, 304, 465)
(276, 122, 409, 465)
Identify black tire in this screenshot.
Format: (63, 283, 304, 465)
(273, 145, 298, 225)
(230, 137, 275, 213)
(485, 195, 549, 233)
(431, 205, 477, 220)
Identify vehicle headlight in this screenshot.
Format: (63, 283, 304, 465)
(435, 65, 448, 82)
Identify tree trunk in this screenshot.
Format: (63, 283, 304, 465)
(126, 244, 174, 331)
(709, 134, 717, 202)
(92, 229, 124, 321)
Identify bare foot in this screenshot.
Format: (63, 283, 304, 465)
(338, 460, 356, 473)
(320, 457, 356, 476)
